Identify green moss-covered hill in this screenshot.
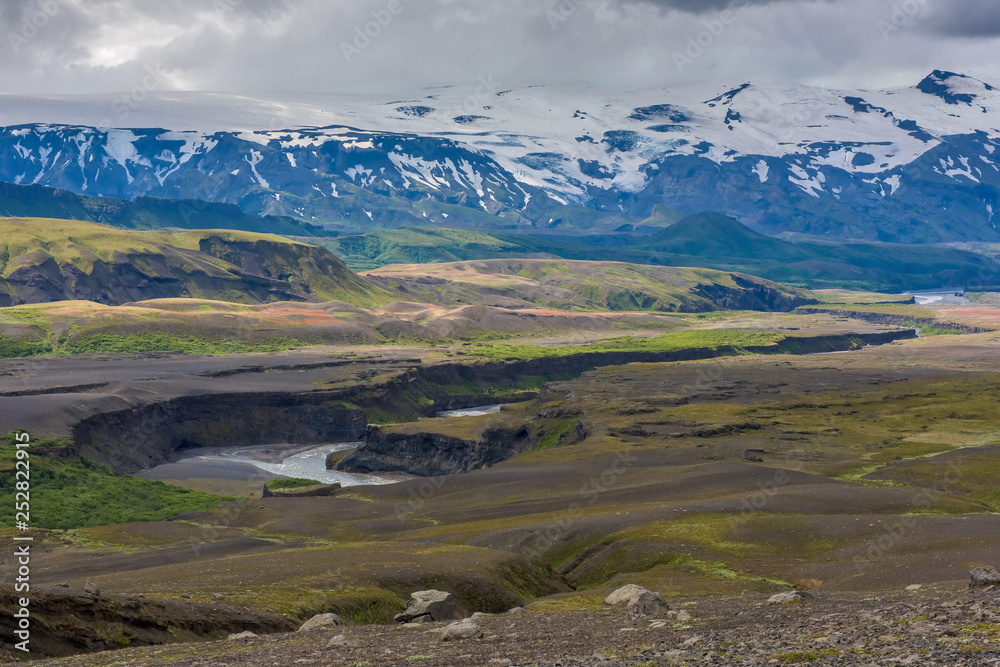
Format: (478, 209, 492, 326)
(368, 259, 818, 313)
(329, 213, 1000, 292)
(0, 217, 390, 308)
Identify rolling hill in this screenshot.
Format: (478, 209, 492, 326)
(366, 259, 818, 313)
(0, 218, 389, 308)
(331, 214, 1000, 292)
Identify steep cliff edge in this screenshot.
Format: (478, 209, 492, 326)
(73, 393, 367, 474)
(337, 424, 536, 477)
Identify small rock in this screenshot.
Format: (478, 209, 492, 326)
(663, 649, 689, 664)
(488, 660, 513, 667)
(402, 622, 426, 629)
(969, 566, 1000, 589)
(938, 624, 959, 637)
(604, 584, 649, 605)
(84, 582, 101, 597)
(682, 635, 702, 646)
(905, 584, 923, 592)
(325, 634, 358, 648)
(626, 591, 671, 621)
(440, 619, 483, 642)
(212, 593, 225, 602)
(507, 607, 525, 614)
(675, 610, 693, 622)
(394, 590, 456, 623)
(299, 613, 344, 632)
(768, 590, 814, 605)
(56, 582, 70, 588)
(180, 593, 191, 599)
(471, 611, 494, 620)
(228, 631, 257, 640)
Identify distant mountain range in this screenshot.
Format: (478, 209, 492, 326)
(0, 70, 998, 243)
(0, 182, 331, 237)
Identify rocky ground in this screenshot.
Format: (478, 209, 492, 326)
(10, 583, 1000, 666)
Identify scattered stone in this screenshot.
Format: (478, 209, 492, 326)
(440, 619, 483, 642)
(507, 607, 525, 615)
(675, 610, 693, 622)
(212, 593, 225, 602)
(325, 634, 358, 648)
(626, 591, 671, 621)
(969, 566, 1000, 589)
(56, 582, 69, 588)
(471, 611, 494, 620)
(228, 631, 257, 640)
(394, 590, 457, 623)
(83, 582, 100, 597)
(402, 623, 426, 629)
(180, 593, 191, 599)
(682, 635, 702, 646)
(604, 584, 649, 605)
(488, 660, 513, 667)
(768, 590, 814, 605)
(299, 613, 344, 632)
(663, 649, 690, 664)
(906, 584, 923, 592)
(938, 624, 959, 637)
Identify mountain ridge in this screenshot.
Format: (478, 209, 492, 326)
(0, 71, 998, 242)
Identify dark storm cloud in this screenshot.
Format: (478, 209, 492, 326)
(0, 0, 997, 96)
(924, 0, 1000, 38)
(621, 0, 788, 13)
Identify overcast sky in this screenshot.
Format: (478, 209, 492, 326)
(1, 0, 998, 96)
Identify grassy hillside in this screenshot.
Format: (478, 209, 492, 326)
(0, 218, 391, 308)
(368, 259, 817, 313)
(331, 214, 1000, 292)
(0, 181, 331, 237)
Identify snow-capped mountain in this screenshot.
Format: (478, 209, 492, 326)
(0, 70, 998, 242)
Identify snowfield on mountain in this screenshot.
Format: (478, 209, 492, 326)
(0, 70, 998, 242)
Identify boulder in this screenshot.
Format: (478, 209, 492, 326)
(299, 613, 344, 632)
(768, 590, 814, 605)
(604, 584, 649, 606)
(625, 591, 671, 621)
(970, 566, 1000, 589)
(394, 590, 457, 623)
(84, 582, 101, 597)
(325, 634, 358, 648)
(262, 482, 342, 498)
(440, 619, 483, 642)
